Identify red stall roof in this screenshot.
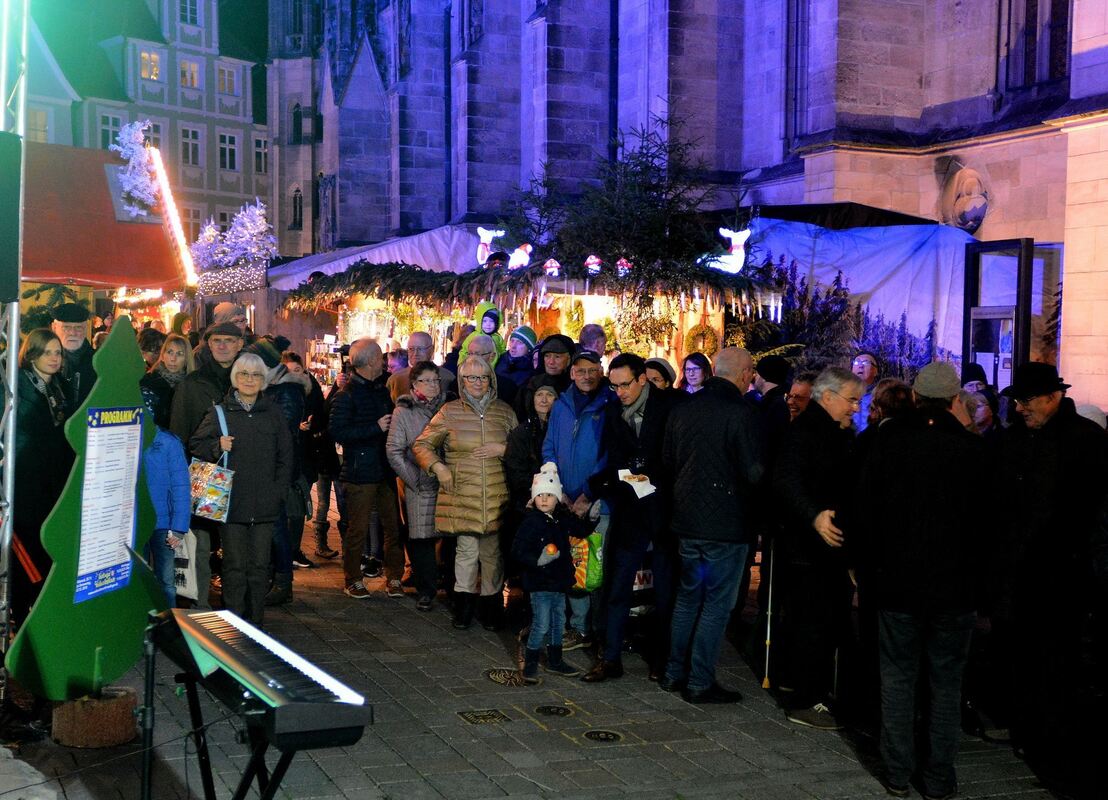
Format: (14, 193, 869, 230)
(22, 142, 187, 290)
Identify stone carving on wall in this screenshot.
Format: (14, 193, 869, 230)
(319, 173, 337, 250)
(398, 0, 411, 76)
(939, 166, 989, 233)
(466, 0, 483, 48)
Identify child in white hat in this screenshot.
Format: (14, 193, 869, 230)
(511, 462, 582, 682)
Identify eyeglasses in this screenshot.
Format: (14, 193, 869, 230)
(574, 367, 602, 376)
(611, 379, 638, 390)
(469, 350, 494, 358)
(236, 371, 265, 381)
(852, 359, 876, 368)
(461, 375, 490, 384)
(684, 365, 703, 373)
(785, 392, 811, 401)
(830, 389, 861, 407)
(415, 377, 441, 385)
(1013, 395, 1041, 406)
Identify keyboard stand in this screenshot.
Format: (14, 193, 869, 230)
(179, 672, 218, 800)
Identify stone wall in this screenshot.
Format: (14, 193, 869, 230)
(335, 41, 391, 243)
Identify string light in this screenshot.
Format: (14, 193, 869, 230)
(197, 261, 267, 295)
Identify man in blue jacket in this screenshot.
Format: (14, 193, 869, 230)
(543, 350, 614, 649)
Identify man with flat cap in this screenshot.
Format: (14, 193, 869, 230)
(170, 321, 245, 608)
(992, 363, 1107, 791)
(51, 303, 96, 408)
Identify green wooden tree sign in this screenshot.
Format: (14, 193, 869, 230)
(6, 317, 166, 700)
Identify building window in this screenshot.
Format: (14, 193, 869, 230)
(144, 122, 162, 149)
(179, 59, 200, 89)
(217, 211, 231, 232)
(100, 114, 121, 150)
(290, 103, 303, 145)
(181, 206, 202, 242)
(784, 0, 810, 146)
(291, 0, 304, 35)
(217, 65, 238, 96)
(140, 51, 161, 81)
(254, 138, 268, 174)
(179, 0, 199, 25)
(218, 133, 238, 171)
(27, 108, 48, 143)
(290, 188, 303, 229)
(181, 127, 200, 166)
(1006, 0, 1071, 89)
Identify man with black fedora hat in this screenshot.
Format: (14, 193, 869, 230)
(51, 302, 96, 408)
(992, 362, 1108, 791)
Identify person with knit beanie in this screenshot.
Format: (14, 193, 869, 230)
(497, 325, 538, 389)
(511, 463, 585, 682)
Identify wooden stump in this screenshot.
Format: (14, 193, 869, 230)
(52, 687, 137, 748)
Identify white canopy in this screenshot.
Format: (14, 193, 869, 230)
(267, 224, 483, 290)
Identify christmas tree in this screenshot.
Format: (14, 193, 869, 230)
(110, 120, 159, 217)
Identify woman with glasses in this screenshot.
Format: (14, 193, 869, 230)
(191, 353, 293, 626)
(679, 352, 713, 394)
(413, 356, 518, 630)
(387, 361, 454, 611)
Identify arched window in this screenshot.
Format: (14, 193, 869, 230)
(290, 103, 303, 145)
(290, 188, 304, 230)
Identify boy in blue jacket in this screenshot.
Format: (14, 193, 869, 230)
(512, 463, 582, 682)
(141, 387, 191, 605)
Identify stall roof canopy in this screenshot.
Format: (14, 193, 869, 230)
(701, 202, 936, 231)
(22, 142, 185, 290)
(268, 224, 481, 290)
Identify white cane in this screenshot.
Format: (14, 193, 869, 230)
(762, 538, 775, 689)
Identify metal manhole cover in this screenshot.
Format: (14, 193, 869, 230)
(457, 709, 511, 725)
(534, 705, 572, 717)
(583, 729, 622, 742)
(484, 668, 528, 686)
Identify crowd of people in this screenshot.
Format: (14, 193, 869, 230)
(11, 299, 1107, 799)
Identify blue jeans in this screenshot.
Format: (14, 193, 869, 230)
(146, 530, 176, 606)
(568, 592, 592, 635)
(312, 474, 347, 547)
(527, 591, 566, 650)
(879, 609, 975, 795)
(665, 539, 749, 693)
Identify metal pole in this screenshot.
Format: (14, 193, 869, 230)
(0, 0, 29, 705)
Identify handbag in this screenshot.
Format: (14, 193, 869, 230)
(189, 405, 234, 522)
(569, 519, 606, 593)
(173, 530, 199, 601)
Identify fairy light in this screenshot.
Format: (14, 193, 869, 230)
(149, 146, 198, 286)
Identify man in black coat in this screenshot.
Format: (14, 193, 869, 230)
(772, 365, 861, 730)
(582, 354, 686, 682)
(51, 303, 96, 408)
(661, 347, 763, 703)
(992, 363, 1108, 789)
(328, 338, 401, 599)
(856, 362, 986, 799)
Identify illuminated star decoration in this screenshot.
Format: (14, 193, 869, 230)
(714, 227, 751, 274)
(476, 226, 506, 266)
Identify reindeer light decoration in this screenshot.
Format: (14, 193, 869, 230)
(714, 227, 751, 274)
(476, 226, 506, 266)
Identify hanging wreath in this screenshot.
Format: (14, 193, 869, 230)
(686, 323, 720, 357)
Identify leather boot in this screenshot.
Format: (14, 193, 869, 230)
(522, 648, 542, 683)
(544, 645, 581, 677)
(264, 572, 293, 606)
(479, 594, 503, 631)
(452, 592, 476, 629)
(581, 659, 624, 683)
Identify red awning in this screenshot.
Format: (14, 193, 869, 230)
(21, 142, 186, 290)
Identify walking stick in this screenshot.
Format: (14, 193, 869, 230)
(762, 538, 775, 689)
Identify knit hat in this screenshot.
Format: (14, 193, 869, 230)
(913, 362, 961, 399)
(644, 357, 676, 386)
(246, 339, 281, 369)
(510, 325, 537, 351)
(212, 302, 246, 323)
(539, 334, 574, 355)
(531, 462, 563, 500)
(961, 362, 988, 387)
(756, 355, 790, 386)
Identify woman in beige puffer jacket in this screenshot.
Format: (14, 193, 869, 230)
(413, 356, 518, 629)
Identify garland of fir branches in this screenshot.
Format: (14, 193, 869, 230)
(281, 258, 762, 314)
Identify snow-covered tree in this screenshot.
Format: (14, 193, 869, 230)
(189, 218, 226, 271)
(110, 120, 159, 217)
(221, 198, 278, 266)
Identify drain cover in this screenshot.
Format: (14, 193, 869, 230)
(484, 668, 527, 686)
(457, 709, 511, 725)
(534, 705, 572, 717)
(583, 729, 622, 742)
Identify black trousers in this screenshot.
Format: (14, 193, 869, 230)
(781, 559, 854, 708)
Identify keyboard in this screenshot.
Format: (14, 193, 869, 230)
(155, 609, 372, 751)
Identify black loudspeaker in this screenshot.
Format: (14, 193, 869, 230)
(0, 131, 21, 303)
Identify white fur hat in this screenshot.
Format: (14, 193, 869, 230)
(531, 462, 563, 500)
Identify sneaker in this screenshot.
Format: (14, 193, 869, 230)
(561, 630, 590, 651)
(291, 551, 316, 569)
(416, 595, 434, 612)
(362, 558, 382, 579)
(544, 660, 581, 678)
(315, 547, 339, 559)
(881, 779, 910, 798)
(786, 703, 843, 730)
(386, 580, 404, 598)
(344, 582, 370, 599)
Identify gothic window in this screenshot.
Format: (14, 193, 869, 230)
(290, 103, 303, 145)
(1005, 0, 1071, 89)
(784, 0, 810, 146)
(291, 0, 304, 36)
(290, 188, 304, 229)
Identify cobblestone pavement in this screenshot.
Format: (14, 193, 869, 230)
(4, 500, 1054, 800)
